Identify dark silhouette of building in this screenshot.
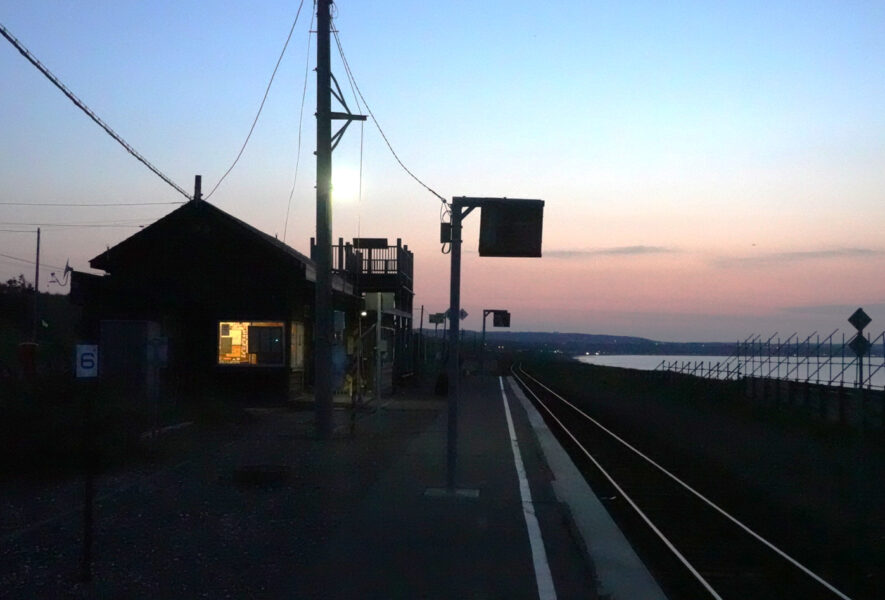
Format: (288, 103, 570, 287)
(319, 237, 415, 394)
(71, 199, 388, 402)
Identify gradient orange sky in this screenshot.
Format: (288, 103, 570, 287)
(2, 1, 884, 341)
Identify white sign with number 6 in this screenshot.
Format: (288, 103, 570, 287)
(76, 345, 99, 378)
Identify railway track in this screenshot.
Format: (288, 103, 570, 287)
(511, 364, 858, 600)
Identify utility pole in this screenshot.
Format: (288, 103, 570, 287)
(314, 0, 365, 438)
(314, 0, 334, 437)
(32, 227, 40, 342)
(446, 198, 465, 490)
(418, 304, 424, 363)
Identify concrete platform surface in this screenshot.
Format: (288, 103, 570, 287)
(0, 375, 625, 599)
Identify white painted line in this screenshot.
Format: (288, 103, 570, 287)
(513, 369, 722, 600)
(499, 376, 557, 600)
(506, 376, 667, 600)
(517, 366, 856, 600)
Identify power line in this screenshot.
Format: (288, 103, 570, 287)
(283, 0, 316, 244)
(0, 21, 192, 201)
(0, 201, 184, 207)
(205, 0, 307, 201)
(333, 24, 363, 116)
(0, 252, 65, 271)
(0, 221, 145, 229)
(331, 27, 448, 206)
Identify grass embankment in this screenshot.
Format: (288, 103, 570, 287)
(1, 285, 255, 480)
(1, 376, 254, 481)
(519, 356, 872, 443)
(1, 377, 147, 480)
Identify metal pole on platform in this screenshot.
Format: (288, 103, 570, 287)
(419, 304, 424, 363)
(446, 198, 463, 490)
(481, 309, 489, 374)
(376, 292, 382, 402)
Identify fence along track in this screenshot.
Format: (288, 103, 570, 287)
(656, 330, 885, 390)
(512, 364, 855, 600)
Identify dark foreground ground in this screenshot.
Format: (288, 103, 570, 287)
(1, 375, 597, 599)
(524, 359, 885, 600)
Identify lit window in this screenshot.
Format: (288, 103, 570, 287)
(218, 321, 284, 366)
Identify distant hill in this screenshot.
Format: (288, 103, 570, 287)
(475, 330, 737, 356)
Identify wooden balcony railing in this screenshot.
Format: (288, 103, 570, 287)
(311, 237, 413, 292)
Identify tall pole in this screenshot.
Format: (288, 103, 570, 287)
(481, 310, 488, 373)
(32, 227, 40, 342)
(446, 199, 463, 490)
(419, 304, 425, 363)
(375, 292, 382, 402)
(315, 0, 333, 437)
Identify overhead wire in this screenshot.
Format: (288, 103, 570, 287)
(0, 201, 184, 207)
(357, 121, 364, 239)
(330, 27, 448, 210)
(329, 19, 366, 244)
(330, 19, 366, 241)
(0, 252, 65, 271)
(0, 21, 192, 201)
(331, 23, 363, 116)
(283, 0, 316, 244)
(329, 16, 370, 397)
(331, 22, 451, 257)
(205, 0, 307, 201)
(333, 19, 368, 245)
(0, 221, 145, 229)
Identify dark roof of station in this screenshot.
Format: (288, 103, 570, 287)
(89, 199, 314, 279)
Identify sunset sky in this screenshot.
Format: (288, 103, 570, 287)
(2, 1, 884, 341)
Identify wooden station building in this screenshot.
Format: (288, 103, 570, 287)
(71, 198, 414, 402)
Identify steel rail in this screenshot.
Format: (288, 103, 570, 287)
(511, 367, 724, 600)
(513, 364, 855, 600)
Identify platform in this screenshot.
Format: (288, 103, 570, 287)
(0, 375, 663, 599)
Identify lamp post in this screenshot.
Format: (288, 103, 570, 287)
(444, 197, 543, 491)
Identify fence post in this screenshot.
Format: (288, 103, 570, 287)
(838, 384, 846, 425)
(859, 386, 867, 430)
(879, 390, 885, 432)
(820, 386, 828, 420)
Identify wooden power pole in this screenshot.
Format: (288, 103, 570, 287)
(314, 0, 334, 437)
(32, 227, 40, 342)
(315, 0, 365, 438)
